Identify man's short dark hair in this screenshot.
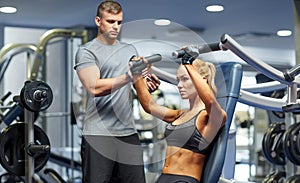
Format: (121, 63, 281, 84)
(97, 1, 122, 17)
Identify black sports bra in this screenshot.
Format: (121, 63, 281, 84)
(164, 110, 210, 155)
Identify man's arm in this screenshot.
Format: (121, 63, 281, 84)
(77, 65, 131, 97)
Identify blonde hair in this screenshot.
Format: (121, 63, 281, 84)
(192, 59, 217, 96)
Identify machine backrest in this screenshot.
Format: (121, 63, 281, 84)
(201, 62, 243, 183)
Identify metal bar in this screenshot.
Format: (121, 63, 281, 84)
(221, 34, 291, 85)
(25, 109, 35, 183)
(0, 43, 37, 62)
(238, 90, 285, 111)
(39, 112, 70, 117)
(0, 44, 37, 83)
(151, 66, 177, 84)
(241, 81, 286, 93)
(30, 29, 88, 80)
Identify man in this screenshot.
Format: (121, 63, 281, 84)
(74, 1, 160, 182)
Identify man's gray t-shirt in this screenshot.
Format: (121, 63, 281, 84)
(74, 38, 138, 136)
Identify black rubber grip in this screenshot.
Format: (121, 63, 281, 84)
(172, 42, 221, 59)
(129, 54, 162, 68)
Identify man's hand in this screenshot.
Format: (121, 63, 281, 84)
(129, 56, 160, 92)
(129, 56, 148, 75)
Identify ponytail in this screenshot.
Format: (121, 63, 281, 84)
(192, 59, 217, 96)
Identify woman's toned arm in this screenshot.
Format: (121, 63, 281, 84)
(132, 74, 181, 123)
(184, 64, 227, 141)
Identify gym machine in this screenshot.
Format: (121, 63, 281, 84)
(219, 34, 300, 182)
(0, 43, 37, 82)
(220, 34, 300, 182)
(0, 43, 37, 126)
(0, 28, 88, 183)
(150, 33, 300, 182)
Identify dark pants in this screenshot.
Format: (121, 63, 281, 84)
(156, 173, 201, 183)
(81, 134, 145, 183)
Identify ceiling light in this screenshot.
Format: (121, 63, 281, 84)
(276, 29, 292, 37)
(154, 19, 171, 26)
(206, 5, 224, 12)
(0, 6, 17, 14)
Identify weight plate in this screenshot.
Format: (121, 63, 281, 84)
(262, 122, 286, 165)
(283, 122, 300, 165)
(296, 134, 300, 155)
(263, 171, 286, 183)
(20, 80, 53, 112)
(262, 171, 277, 183)
(285, 174, 300, 183)
(0, 122, 50, 176)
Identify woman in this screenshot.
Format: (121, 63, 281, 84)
(131, 57, 227, 183)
